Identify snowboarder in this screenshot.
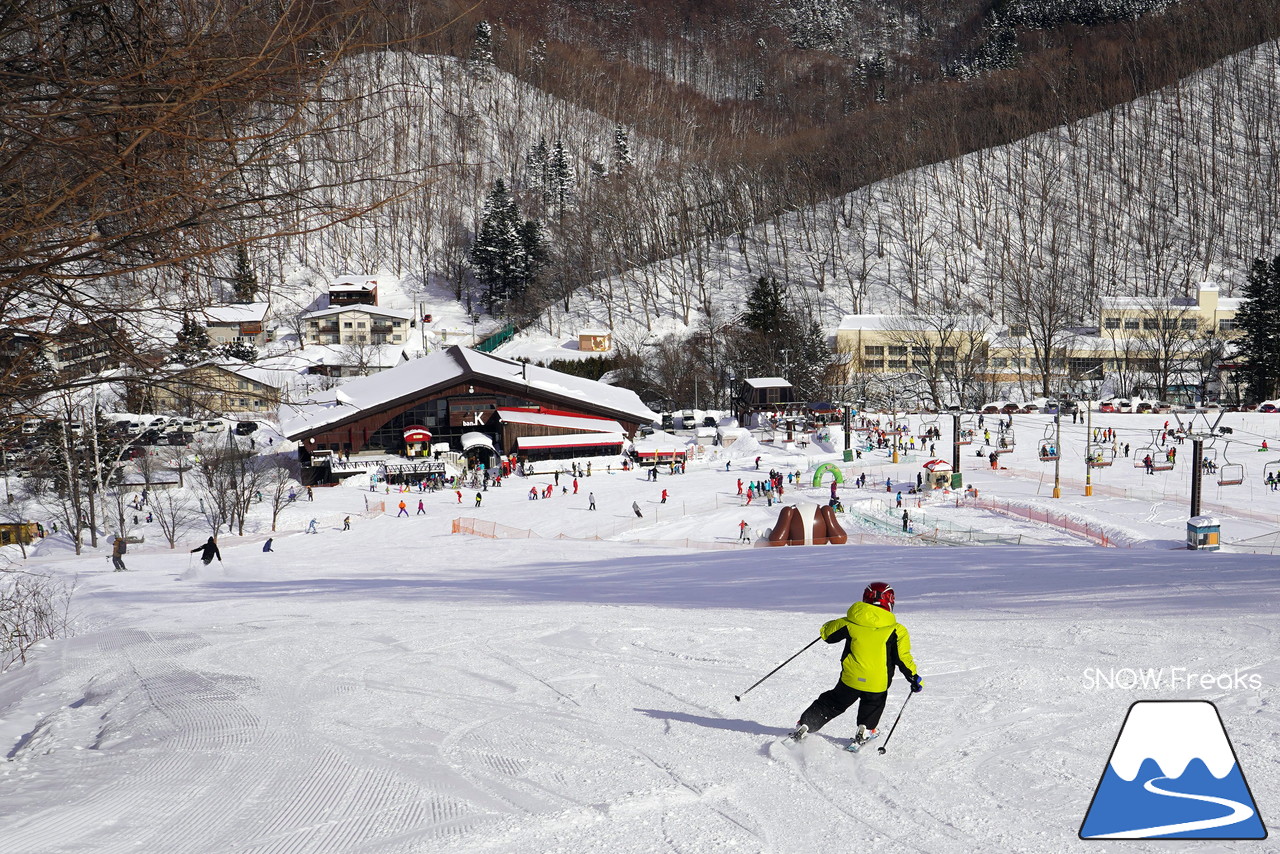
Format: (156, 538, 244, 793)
(342, 516, 350, 531)
(789, 583, 922, 747)
(306, 519, 318, 534)
(660, 489, 668, 504)
(262, 538, 273, 553)
(111, 536, 127, 572)
(397, 500, 408, 516)
(588, 492, 596, 511)
(633, 501, 643, 518)
(755, 456, 761, 470)
(191, 536, 222, 566)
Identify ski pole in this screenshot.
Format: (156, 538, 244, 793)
(876, 690, 913, 754)
(735, 637, 821, 701)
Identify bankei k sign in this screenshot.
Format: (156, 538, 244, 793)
(1080, 701, 1266, 840)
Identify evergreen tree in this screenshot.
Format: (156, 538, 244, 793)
(741, 276, 791, 337)
(612, 124, 633, 171)
(525, 138, 550, 197)
(469, 21, 494, 76)
(469, 180, 546, 313)
(1232, 255, 1280, 403)
(549, 140, 572, 210)
(172, 315, 214, 365)
(230, 247, 258, 303)
(218, 341, 258, 362)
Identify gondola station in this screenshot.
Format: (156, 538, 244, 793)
(283, 345, 657, 484)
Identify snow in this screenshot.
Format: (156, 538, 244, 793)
(1109, 702, 1236, 781)
(1, 409, 1278, 852)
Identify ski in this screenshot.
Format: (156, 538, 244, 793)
(844, 729, 879, 753)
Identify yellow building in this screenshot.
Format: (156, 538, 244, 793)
(1099, 283, 1239, 337)
(149, 363, 285, 416)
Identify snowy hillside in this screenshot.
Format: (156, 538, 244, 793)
(503, 37, 1280, 351)
(264, 52, 668, 293)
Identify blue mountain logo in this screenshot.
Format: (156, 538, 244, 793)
(1080, 700, 1267, 839)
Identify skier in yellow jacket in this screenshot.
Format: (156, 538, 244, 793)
(789, 582, 922, 747)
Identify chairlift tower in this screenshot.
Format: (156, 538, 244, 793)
(1174, 410, 1227, 519)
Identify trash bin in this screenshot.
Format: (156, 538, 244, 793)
(1186, 515, 1221, 551)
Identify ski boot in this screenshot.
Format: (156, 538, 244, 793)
(786, 723, 808, 743)
(845, 725, 879, 753)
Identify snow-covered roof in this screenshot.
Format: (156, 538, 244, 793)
(631, 431, 689, 453)
(282, 346, 657, 440)
(214, 362, 290, 390)
(302, 305, 414, 321)
(329, 275, 378, 291)
(744, 377, 791, 389)
(202, 303, 269, 324)
(497, 409, 624, 434)
(260, 344, 409, 371)
(837, 314, 929, 332)
(516, 433, 624, 450)
(578, 327, 610, 337)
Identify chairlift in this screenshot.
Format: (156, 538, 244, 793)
(957, 413, 976, 445)
(1214, 441, 1243, 486)
(1262, 459, 1280, 487)
(1037, 426, 1059, 461)
(1087, 447, 1115, 468)
(993, 425, 1016, 455)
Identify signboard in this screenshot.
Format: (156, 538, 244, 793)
(403, 425, 432, 443)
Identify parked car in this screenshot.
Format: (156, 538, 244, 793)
(1001, 402, 1022, 414)
(1020, 402, 1041, 413)
(1259, 401, 1278, 413)
(234, 420, 259, 435)
(981, 402, 1006, 414)
(203, 420, 225, 432)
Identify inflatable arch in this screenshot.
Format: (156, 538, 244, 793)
(766, 502, 848, 546)
(811, 463, 844, 488)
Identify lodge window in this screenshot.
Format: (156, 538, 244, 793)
(1103, 317, 1120, 330)
(864, 345, 884, 356)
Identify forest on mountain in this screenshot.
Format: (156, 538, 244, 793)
(3, 0, 1280, 407)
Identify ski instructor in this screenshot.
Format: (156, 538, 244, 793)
(789, 582, 922, 748)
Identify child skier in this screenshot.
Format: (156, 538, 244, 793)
(789, 582, 922, 749)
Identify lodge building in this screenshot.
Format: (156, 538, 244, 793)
(283, 346, 656, 483)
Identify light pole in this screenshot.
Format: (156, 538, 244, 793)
(1052, 409, 1062, 498)
(470, 313, 480, 347)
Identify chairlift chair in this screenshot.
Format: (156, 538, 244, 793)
(957, 414, 976, 445)
(1087, 447, 1115, 468)
(1037, 426, 1059, 461)
(1216, 442, 1243, 486)
(1262, 459, 1280, 487)
(994, 426, 1016, 455)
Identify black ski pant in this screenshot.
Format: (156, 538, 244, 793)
(799, 680, 888, 733)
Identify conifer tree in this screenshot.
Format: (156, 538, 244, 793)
(1232, 255, 1280, 403)
(469, 180, 546, 313)
(741, 276, 791, 337)
(469, 21, 494, 76)
(172, 315, 214, 365)
(612, 124, 633, 171)
(231, 247, 258, 303)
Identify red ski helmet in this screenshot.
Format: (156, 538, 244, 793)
(863, 582, 895, 611)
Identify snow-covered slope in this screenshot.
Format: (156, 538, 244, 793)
(2, 407, 1279, 852)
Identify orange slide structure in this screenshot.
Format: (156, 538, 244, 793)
(766, 503, 848, 546)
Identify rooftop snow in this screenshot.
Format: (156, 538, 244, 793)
(202, 303, 270, 324)
(497, 409, 624, 434)
(282, 346, 657, 439)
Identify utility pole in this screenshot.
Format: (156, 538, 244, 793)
(843, 403, 853, 462)
(1084, 401, 1093, 497)
(1052, 410, 1062, 498)
(951, 411, 962, 489)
